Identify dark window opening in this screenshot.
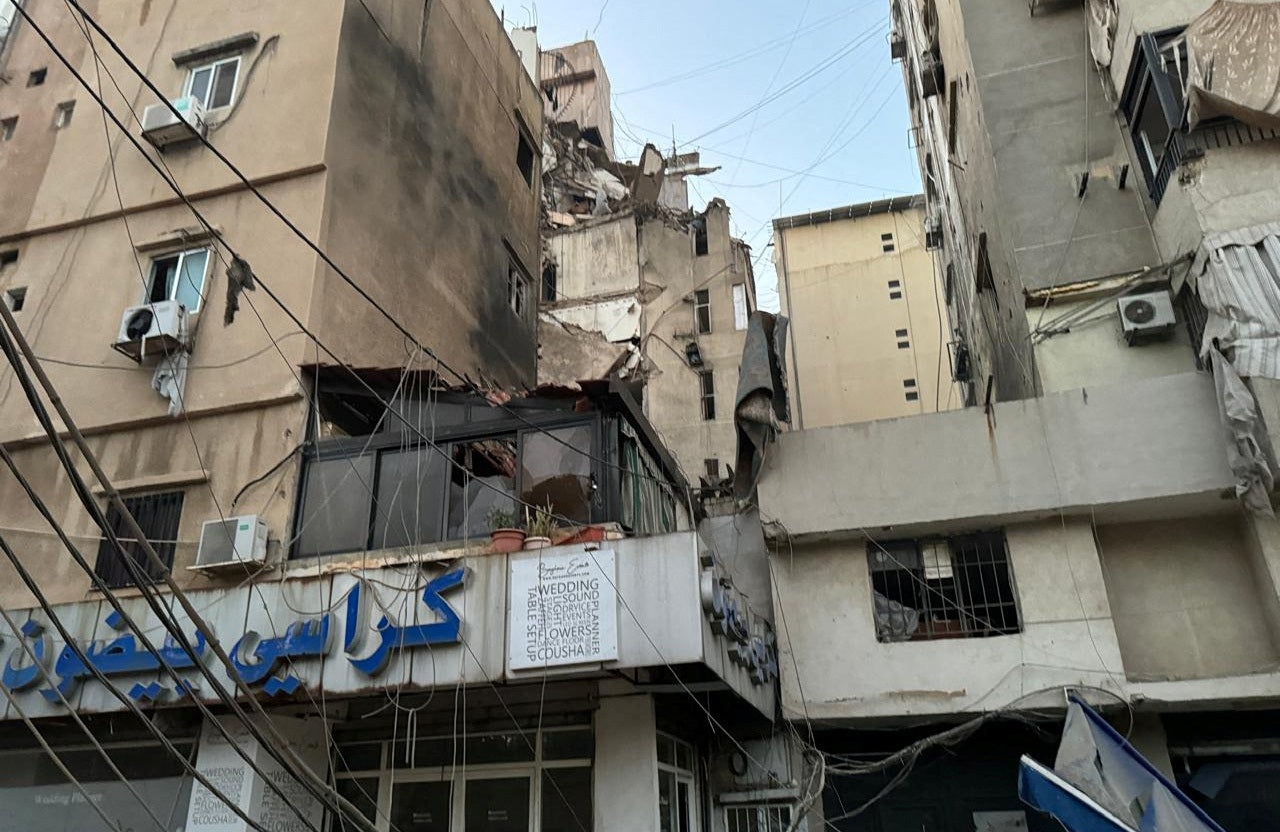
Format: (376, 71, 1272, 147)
(1120, 29, 1189, 204)
(947, 79, 959, 153)
(888, 280, 901, 288)
(868, 531, 1021, 642)
(889, 291, 903, 300)
(0, 250, 17, 267)
(27, 68, 46, 87)
(541, 262, 558, 303)
(516, 129, 536, 188)
(699, 371, 716, 421)
(903, 379, 917, 388)
(53, 100, 74, 129)
(905, 391, 920, 402)
(580, 126, 604, 150)
(694, 288, 711, 334)
(94, 491, 184, 589)
(944, 262, 955, 305)
(897, 340, 910, 349)
(895, 328, 908, 337)
(1, 116, 17, 142)
(693, 219, 709, 257)
(704, 458, 720, 481)
(975, 231, 997, 306)
(508, 261, 529, 320)
(881, 232, 896, 254)
(4, 286, 26, 313)
(1179, 285, 1209, 369)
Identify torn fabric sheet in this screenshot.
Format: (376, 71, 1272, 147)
(152, 351, 190, 417)
(1086, 0, 1117, 67)
(1209, 348, 1276, 516)
(1192, 221, 1280, 380)
(733, 312, 790, 502)
(1186, 1, 1280, 130)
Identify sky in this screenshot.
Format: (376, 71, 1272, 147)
(489, 0, 922, 310)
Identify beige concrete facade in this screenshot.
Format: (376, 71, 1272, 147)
(0, 0, 541, 606)
(540, 39, 614, 158)
(773, 196, 961, 430)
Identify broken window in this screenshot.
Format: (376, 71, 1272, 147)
(94, 490, 184, 589)
(52, 100, 74, 129)
(881, 232, 896, 254)
(447, 436, 517, 540)
(694, 289, 711, 334)
(508, 262, 530, 320)
(295, 454, 376, 558)
(542, 262, 558, 303)
(692, 218, 709, 257)
(516, 127, 536, 188)
(1, 116, 17, 141)
(699, 371, 716, 421)
(868, 531, 1020, 642)
(519, 425, 593, 525)
(147, 248, 209, 312)
(732, 283, 748, 331)
(373, 448, 448, 550)
(184, 55, 239, 109)
(27, 68, 45, 87)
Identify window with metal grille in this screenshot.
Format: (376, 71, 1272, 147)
(699, 371, 716, 421)
(694, 289, 712, 334)
(94, 491, 184, 589)
(881, 232, 895, 253)
(867, 531, 1020, 642)
(1178, 285, 1208, 369)
(1120, 29, 1188, 205)
(726, 804, 792, 832)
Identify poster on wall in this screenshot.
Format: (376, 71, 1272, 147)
(508, 548, 618, 671)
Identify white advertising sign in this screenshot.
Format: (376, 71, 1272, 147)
(508, 548, 618, 671)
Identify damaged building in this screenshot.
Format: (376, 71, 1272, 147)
(532, 40, 758, 502)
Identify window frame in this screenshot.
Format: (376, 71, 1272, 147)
(657, 732, 701, 832)
(4, 286, 26, 312)
(1, 115, 17, 141)
(1119, 28, 1189, 204)
(866, 530, 1022, 642)
(93, 490, 185, 589)
(508, 259, 531, 321)
(52, 100, 74, 129)
(694, 288, 712, 335)
(182, 54, 241, 111)
(731, 283, 748, 331)
(146, 247, 211, 313)
(698, 370, 716, 421)
(725, 804, 792, 832)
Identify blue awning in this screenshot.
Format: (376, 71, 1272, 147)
(1019, 696, 1227, 832)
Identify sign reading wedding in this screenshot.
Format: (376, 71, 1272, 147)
(508, 549, 618, 671)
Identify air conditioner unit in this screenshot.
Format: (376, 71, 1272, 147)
(113, 300, 191, 362)
(890, 32, 907, 60)
(1118, 289, 1176, 345)
(924, 211, 944, 250)
(191, 515, 269, 573)
(141, 96, 207, 149)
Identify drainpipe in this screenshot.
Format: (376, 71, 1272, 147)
(776, 230, 804, 431)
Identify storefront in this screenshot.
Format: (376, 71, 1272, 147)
(0, 531, 781, 831)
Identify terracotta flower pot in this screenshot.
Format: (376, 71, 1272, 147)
(490, 528, 526, 553)
(523, 535, 552, 550)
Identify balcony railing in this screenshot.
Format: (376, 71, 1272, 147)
(1152, 119, 1280, 205)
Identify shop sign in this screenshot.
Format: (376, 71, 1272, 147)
(0, 568, 468, 706)
(508, 549, 618, 671)
(699, 554, 778, 687)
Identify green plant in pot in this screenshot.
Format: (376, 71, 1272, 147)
(487, 507, 525, 554)
(522, 503, 559, 550)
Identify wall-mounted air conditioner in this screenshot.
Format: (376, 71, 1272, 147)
(1118, 289, 1176, 345)
(141, 96, 207, 149)
(113, 300, 190, 362)
(191, 515, 269, 573)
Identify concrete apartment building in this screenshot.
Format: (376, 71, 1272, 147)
(0, 4, 791, 831)
(535, 39, 758, 496)
(773, 194, 961, 429)
(756, 0, 1280, 829)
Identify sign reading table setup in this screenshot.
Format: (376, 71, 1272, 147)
(508, 549, 618, 671)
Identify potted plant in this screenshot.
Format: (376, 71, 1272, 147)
(487, 507, 525, 554)
(523, 503, 558, 550)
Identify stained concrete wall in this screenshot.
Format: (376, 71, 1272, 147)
(594, 691, 659, 831)
(315, 0, 541, 388)
(540, 40, 614, 158)
(758, 370, 1233, 538)
(775, 204, 961, 428)
(1098, 516, 1280, 681)
(546, 214, 641, 300)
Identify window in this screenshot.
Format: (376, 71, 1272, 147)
(27, 67, 45, 86)
(4, 286, 26, 312)
(694, 289, 711, 334)
(658, 733, 699, 832)
(947, 79, 959, 153)
(94, 490, 184, 588)
(905, 391, 919, 401)
(542, 262, 558, 303)
(52, 100, 74, 129)
(1120, 30, 1188, 204)
(147, 248, 209, 312)
(903, 378, 917, 388)
(184, 55, 240, 110)
(888, 279, 902, 301)
(704, 458, 719, 480)
(509, 262, 529, 320)
(732, 283, 749, 330)
(0, 249, 16, 267)
(693, 218, 709, 256)
(889, 290, 903, 300)
(1, 116, 16, 141)
(882, 232, 896, 253)
(895, 328, 908, 338)
(897, 340, 910, 349)
(699, 371, 716, 421)
(726, 805, 792, 832)
(944, 262, 955, 305)
(867, 531, 1021, 641)
(516, 126, 537, 187)
(975, 231, 997, 305)
(888, 279, 901, 288)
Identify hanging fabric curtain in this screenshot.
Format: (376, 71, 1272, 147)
(1086, 0, 1118, 67)
(1185, 1, 1280, 129)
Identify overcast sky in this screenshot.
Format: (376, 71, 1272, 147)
(489, 0, 921, 309)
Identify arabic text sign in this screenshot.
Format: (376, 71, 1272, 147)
(508, 549, 618, 671)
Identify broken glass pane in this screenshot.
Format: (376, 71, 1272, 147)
(296, 455, 374, 557)
(447, 436, 516, 540)
(519, 425, 592, 525)
(373, 448, 447, 550)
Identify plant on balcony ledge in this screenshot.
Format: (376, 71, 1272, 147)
(523, 503, 559, 551)
(487, 507, 526, 554)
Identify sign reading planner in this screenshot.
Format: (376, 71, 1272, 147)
(508, 549, 618, 670)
